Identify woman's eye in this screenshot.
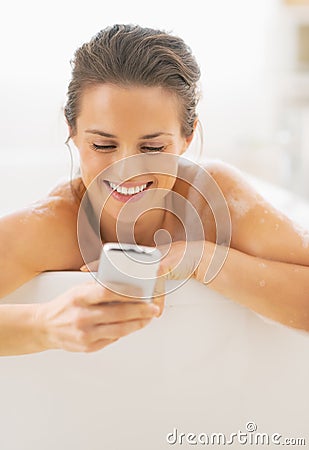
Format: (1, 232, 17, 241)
(91, 144, 117, 152)
(141, 146, 165, 153)
(91, 144, 165, 153)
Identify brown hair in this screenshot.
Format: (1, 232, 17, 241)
(64, 23, 201, 138)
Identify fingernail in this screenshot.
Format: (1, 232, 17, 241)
(151, 305, 160, 316)
(80, 265, 87, 271)
(150, 303, 159, 311)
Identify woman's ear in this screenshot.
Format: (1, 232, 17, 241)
(181, 118, 199, 153)
(66, 125, 78, 148)
(67, 124, 74, 141)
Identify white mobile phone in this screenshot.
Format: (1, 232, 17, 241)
(97, 242, 162, 301)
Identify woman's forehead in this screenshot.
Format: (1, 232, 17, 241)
(76, 84, 182, 134)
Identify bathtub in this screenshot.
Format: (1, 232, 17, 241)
(1, 159, 309, 449)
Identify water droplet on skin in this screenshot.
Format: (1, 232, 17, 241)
(259, 280, 266, 287)
(264, 210, 268, 214)
(260, 218, 265, 224)
(259, 263, 267, 269)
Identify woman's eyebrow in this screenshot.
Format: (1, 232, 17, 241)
(85, 129, 174, 139)
(85, 129, 116, 138)
(140, 132, 174, 139)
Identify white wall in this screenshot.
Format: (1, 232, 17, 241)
(1, 0, 308, 201)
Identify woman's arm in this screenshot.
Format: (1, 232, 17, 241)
(0, 281, 161, 357)
(0, 191, 84, 298)
(206, 162, 309, 330)
(195, 241, 309, 331)
(206, 160, 309, 267)
(0, 192, 160, 356)
(0, 304, 47, 356)
(0, 196, 78, 355)
(158, 160, 309, 331)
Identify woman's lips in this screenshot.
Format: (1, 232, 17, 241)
(107, 180, 152, 188)
(103, 180, 153, 203)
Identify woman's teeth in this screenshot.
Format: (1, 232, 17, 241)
(108, 181, 149, 195)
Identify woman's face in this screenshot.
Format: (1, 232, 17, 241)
(71, 83, 194, 218)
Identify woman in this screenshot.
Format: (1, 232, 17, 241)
(0, 24, 308, 356)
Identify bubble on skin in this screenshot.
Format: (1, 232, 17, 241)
(215, 163, 263, 219)
(226, 194, 252, 218)
(259, 263, 267, 269)
(259, 280, 266, 287)
(261, 204, 309, 248)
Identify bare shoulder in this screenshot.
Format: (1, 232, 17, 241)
(194, 158, 269, 217)
(198, 159, 309, 265)
(198, 159, 262, 198)
(1, 177, 85, 274)
(46, 176, 86, 201)
(176, 158, 264, 238)
(28, 177, 84, 227)
(174, 159, 236, 244)
(178, 157, 259, 200)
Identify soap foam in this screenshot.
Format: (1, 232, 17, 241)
(227, 194, 252, 218)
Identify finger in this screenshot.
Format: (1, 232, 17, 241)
(90, 318, 153, 340)
(82, 338, 120, 353)
(152, 276, 166, 317)
(152, 295, 165, 317)
(79, 302, 160, 326)
(63, 338, 118, 353)
(73, 280, 144, 306)
(80, 259, 100, 272)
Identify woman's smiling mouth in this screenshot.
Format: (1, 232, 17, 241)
(103, 180, 153, 202)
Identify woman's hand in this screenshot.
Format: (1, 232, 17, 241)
(35, 281, 160, 353)
(156, 240, 213, 283)
(78, 240, 214, 321)
(78, 239, 217, 324)
(80, 261, 166, 317)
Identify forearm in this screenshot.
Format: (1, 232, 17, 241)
(197, 243, 309, 331)
(0, 304, 48, 356)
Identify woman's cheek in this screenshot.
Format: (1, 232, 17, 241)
(157, 175, 177, 191)
(79, 162, 97, 188)
(80, 153, 102, 183)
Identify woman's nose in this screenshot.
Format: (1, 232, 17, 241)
(110, 153, 151, 182)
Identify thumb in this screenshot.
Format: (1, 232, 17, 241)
(152, 276, 166, 317)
